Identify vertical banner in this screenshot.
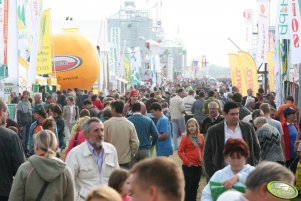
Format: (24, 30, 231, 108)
(267, 51, 275, 92)
(276, 0, 291, 40)
(281, 39, 289, 80)
(0, 0, 9, 79)
(228, 54, 247, 95)
(36, 9, 52, 74)
(110, 27, 120, 76)
(290, 0, 301, 64)
(124, 54, 131, 83)
(238, 51, 259, 96)
(128, 47, 142, 84)
(257, 0, 269, 66)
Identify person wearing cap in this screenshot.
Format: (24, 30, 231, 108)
(123, 90, 147, 117)
(282, 106, 299, 174)
(276, 96, 299, 124)
(27, 104, 48, 156)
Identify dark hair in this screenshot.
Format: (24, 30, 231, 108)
(208, 90, 215, 97)
(188, 90, 194, 95)
(150, 102, 162, 111)
(223, 101, 239, 113)
(150, 92, 155, 98)
(83, 99, 92, 105)
(232, 93, 243, 103)
(251, 109, 263, 120)
(103, 109, 112, 120)
(258, 88, 264, 94)
(91, 95, 98, 101)
(177, 88, 184, 94)
(199, 91, 205, 98)
(80, 109, 90, 117)
(110, 100, 124, 114)
(223, 138, 250, 158)
(131, 102, 142, 113)
(50, 104, 62, 116)
(286, 96, 294, 102)
(42, 118, 56, 131)
(108, 169, 129, 193)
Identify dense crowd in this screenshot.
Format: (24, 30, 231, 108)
(1, 80, 301, 201)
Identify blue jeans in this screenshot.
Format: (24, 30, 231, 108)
(21, 125, 31, 154)
(171, 118, 185, 150)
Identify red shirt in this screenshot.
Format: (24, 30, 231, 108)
(178, 134, 204, 166)
(92, 99, 104, 111)
(64, 130, 86, 160)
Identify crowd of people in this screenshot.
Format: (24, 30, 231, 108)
(0, 80, 301, 201)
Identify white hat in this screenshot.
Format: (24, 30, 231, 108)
(217, 190, 246, 201)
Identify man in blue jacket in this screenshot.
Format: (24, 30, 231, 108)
(128, 102, 158, 165)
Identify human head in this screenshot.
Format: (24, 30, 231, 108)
(259, 103, 271, 115)
(149, 92, 155, 99)
(110, 100, 124, 114)
(232, 93, 243, 104)
(177, 88, 186, 98)
(186, 118, 199, 136)
(78, 116, 90, 129)
(130, 90, 139, 103)
(34, 93, 42, 104)
(84, 99, 93, 107)
(131, 102, 142, 113)
(91, 94, 98, 101)
(66, 96, 75, 105)
(247, 89, 253, 96)
(42, 118, 56, 132)
(108, 169, 130, 196)
(81, 117, 104, 149)
(286, 96, 294, 102)
(33, 104, 47, 119)
(208, 101, 219, 118)
(34, 130, 58, 157)
(150, 102, 162, 119)
(231, 86, 239, 94)
(0, 100, 8, 125)
(223, 102, 239, 126)
(48, 104, 62, 117)
(251, 109, 264, 121)
(188, 90, 195, 96)
(80, 109, 90, 117)
(224, 138, 249, 173)
(270, 107, 276, 119)
(208, 90, 215, 98)
(244, 161, 295, 201)
(85, 186, 122, 201)
(129, 157, 185, 201)
(253, 117, 268, 129)
(22, 90, 30, 100)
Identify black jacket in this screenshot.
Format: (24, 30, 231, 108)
(203, 121, 260, 181)
(0, 127, 25, 197)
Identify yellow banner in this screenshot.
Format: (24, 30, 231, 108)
(124, 55, 130, 83)
(267, 51, 275, 92)
(238, 51, 258, 97)
(36, 9, 52, 74)
(228, 54, 246, 95)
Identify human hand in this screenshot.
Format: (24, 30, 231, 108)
(222, 175, 239, 189)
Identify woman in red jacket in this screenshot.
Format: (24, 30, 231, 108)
(178, 118, 204, 201)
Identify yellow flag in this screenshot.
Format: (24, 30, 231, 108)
(124, 55, 131, 83)
(238, 51, 258, 96)
(228, 54, 247, 95)
(36, 9, 52, 74)
(267, 51, 275, 92)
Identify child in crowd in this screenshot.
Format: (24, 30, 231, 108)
(108, 169, 131, 201)
(178, 118, 204, 201)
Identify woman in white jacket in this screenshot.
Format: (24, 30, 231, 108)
(201, 138, 255, 201)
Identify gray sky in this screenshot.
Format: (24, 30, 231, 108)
(43, 0, 277, 67)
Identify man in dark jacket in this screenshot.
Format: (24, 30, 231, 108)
(0, 100, 25, 201)
(203, 102, 260, 181)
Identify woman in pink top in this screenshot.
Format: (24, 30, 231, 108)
(109, 169, 132, 201)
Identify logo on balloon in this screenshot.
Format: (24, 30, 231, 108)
(52, 55, 82, 72)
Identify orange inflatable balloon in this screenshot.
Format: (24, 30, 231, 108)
(52, 32, 100, 90)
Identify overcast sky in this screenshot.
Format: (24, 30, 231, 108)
(43, 0, 277, 67)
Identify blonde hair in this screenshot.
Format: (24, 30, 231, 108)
(78, 116, 90, 128)
(185, 118, 199, 136)
(35, 130, 58, 157)
(85, 186, 122, 201)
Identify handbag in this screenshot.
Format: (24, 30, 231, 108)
(36, 181, 49, 201)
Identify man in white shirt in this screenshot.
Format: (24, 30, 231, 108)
(183, 89, 196, 123)
(169, 88, 186, 151)
(66, 117, 119, 201)
(203, 102, 260, 181)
